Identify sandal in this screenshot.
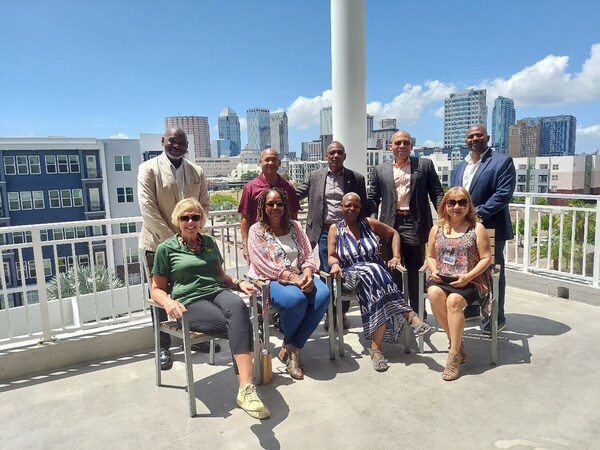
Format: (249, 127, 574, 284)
(442, 352, 462, 381)
(368, 348, 389, 372)
(408, 312, 433, 337)
(286, 349, 304, 380)
(448, 340, 468, 365)
(279, 346, 304, 369)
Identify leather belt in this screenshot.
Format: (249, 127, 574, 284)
(395, 210, 411, 216)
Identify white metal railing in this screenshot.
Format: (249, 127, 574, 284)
(506, 193, 600, 287)
(0, 197, 597, 347)
(0, 210, 247, 346)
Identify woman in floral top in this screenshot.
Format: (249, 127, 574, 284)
(248, 187, 330, 380)
(426, 187, 492, 381)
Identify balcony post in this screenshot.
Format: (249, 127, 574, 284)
(32, 229, 54, 343)
(522, 196, 533, 273)
(593, 200, 600, 288)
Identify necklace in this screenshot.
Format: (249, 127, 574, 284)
(180, 234, 203, 253)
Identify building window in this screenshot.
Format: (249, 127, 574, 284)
(53, 228, 64, 240)
(57, 155, 69, 173)
(69, 155, 80, 173)
(16, 156, 29, 174)
(120, 222, 137, 233)
(33, 191, 45, 209)
(538, 186, 548, 193)
(40, 229, 49, 241)
(20, 192, 33, 210)
(117, 187, 134, 203)
(539, 164, 548, 170)
(29, 156, 41, 174)
(43, 259, 52, 277)
(95, 251, 106, 267)
(13, 232, 25, 244)
(28, 261, 37, 279)
(518, 164, 527, 170)
(551, 174, 558, 181)
(16, 262, 27, 280)
(64, 227, 75, 240)
(114, 155, 132, 171)
(92, 225, 104, 236)
(45, 155, 57, 174)
(539, 175, 548, 183)
(8, 192, 20, 211)
(3, 156, 16, 175)
(49, 190, 60, 208)
(72, 189, 83, 207)
(76, 227, 86, 238)
(27, 290, 40, 304)
(61, 189, 72, 207)
(126, 248, 140, 264)
(57, 257, 67, 273)
(79, 255, 89, 266)
(552, 164, 559, 170)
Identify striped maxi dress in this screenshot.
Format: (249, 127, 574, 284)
(335, 218, 412, 343)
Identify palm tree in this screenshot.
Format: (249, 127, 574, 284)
(48, 265, 125, 300)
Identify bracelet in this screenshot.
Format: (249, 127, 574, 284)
(330, 261, 340, 267)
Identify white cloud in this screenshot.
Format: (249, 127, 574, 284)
(577, 124, 600, 136)
(367, 80, 455, 126)
(286, 90, 332, 129)
(239, 117, 247, 131)
(482, 43, 600, 107)
(109, 132, 128, 139)
(421, 139, 443, 148)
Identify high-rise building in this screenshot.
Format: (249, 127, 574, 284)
(301, 140, 323, 161)
(510, 115, 576, 157)
(217, 106, 241, 156)
(270, 111, 289, 157)
(246, 108, 271, 151)
(491, 96, 516, 155)
(164, 116, 211, 159)
(320, 106, 333, 136)
(522, 115, 577, 156)
(509, 120, 540, 157)
(378, 118, 396, 129)
(443, 89, 487, 149)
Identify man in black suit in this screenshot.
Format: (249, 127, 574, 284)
(296, 141, 367, 329)
(368, 130, 444, 316)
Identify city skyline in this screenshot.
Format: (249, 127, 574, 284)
(2, 1, 600, 154)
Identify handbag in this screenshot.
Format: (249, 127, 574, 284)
(341, 271, 362, 295)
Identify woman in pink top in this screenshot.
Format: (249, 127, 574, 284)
(426, 187, 492, 381)
(248, 187, 330, 380)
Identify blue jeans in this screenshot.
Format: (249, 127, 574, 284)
(464, 239, 506, 323)
(269, 277, 330, 349)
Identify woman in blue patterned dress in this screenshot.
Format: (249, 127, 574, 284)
(327, 193, 432, 372)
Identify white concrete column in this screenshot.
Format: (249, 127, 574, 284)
(330, 0, 367, 176)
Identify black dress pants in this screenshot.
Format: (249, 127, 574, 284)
(393, 216, 426, 315)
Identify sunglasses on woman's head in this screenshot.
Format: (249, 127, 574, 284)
(179, 214, 202, 222)
(266, 201, 284, 208)
(447, 199, 468, 207)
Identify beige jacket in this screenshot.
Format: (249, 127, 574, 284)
(137, 153, 209, 252)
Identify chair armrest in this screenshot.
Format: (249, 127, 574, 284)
(418, 261, 428, 274)
(146, 299, 165, 310)
(391, 264, 407, 274)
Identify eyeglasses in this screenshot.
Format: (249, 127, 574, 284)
(266, 201, 285, 208)
(393, 140, 412, 146)
(447, 199, 469, 207)
(179, 214, 202, 222)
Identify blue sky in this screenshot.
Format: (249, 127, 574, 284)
(2, 0, 600, 154)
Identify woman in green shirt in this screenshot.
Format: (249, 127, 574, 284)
(152, 197, 269, 420)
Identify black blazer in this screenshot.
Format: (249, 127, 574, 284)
(296, 167, 367, 246)
(368, 157, 444, 243)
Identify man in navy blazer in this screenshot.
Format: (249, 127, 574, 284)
(296, 141, 367, 329)
(452, 124, 516, 332)
(368, 130, 444, 316)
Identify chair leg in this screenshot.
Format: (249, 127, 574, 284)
(209, 339, 215, 365)
(326, 277, 336, 360)
(403, 318, 411, 353)
(250, 293, 263, 386)
(152, 306, 162, 386)
(491, 298, 499, 365)
(181, 315, 197, 417)
(417, 271, 426, 354)
(336, 282, 345, 357)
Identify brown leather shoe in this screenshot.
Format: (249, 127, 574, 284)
(286, 349, 304, 380)
(342, 314, 350, 330)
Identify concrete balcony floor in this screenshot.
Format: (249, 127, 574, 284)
(1, 284, 599, 449)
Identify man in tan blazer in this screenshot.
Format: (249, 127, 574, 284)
(138, 127, 212, 369)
